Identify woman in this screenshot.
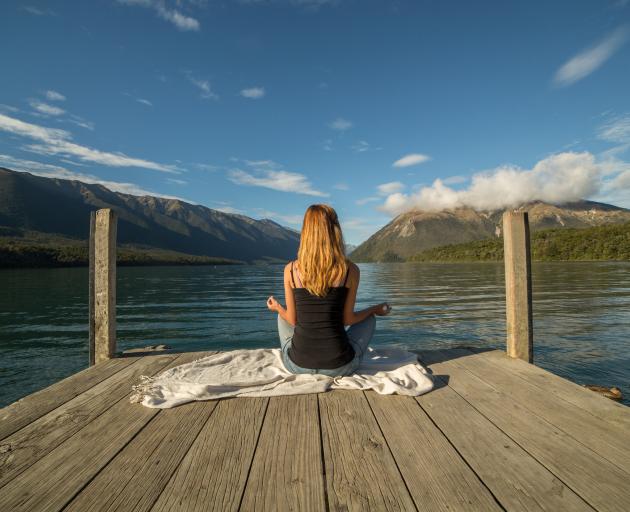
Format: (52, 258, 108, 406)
(266, 204, 391, 377)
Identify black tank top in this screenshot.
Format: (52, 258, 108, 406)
(288, 261, 355, 369)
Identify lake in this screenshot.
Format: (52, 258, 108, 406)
(1, 262, 629, 407)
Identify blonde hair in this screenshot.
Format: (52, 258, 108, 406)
(297, 204, 348, 297)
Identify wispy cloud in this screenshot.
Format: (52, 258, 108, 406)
(333, 183, 349, 190)
(377, 181, 405, 195)
(22, 5, 56, 16)
(442, 175, 468, 185)
(0, 113, 178, 173)
(393, 153, 431, 168)
(29, 100, 65, 116)
(355, 196, 379, 206)
(254, 208, 303, 226)
(598, 113, 630, 158)
(379, 152, 611, 216)
(118, 0, 200, 31)
(240, 87, 265, 99)
(352, 140, 370, 152)
(44, 90, 65, 101)
(329, 117, 352, 131)
(228, 159, 328, 196)
(185, 72, 219, 100)
(553, 26, 629, 87)
(136, 98, 153, 107)
(323, 139, 333, 151)
(0, 154, 187, 199)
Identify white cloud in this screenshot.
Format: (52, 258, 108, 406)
(379, 152, 612, 216)
(118, 0, 200, 31)
(352, 140, 370, 152)
(329, 117, 352, 131)
(137, 98, 153, 107)
(255, 209, 303, 226)
(44, 90, 66, 101)
(0, 113, 178, 173)
(186, 73, 219, 100)
(228, 160, 328, 196)
(29, 100, 65, 116)
(598, 114, 630, 144)
(377, 181, 405, 195)
(442, 175, 468, 185)
(240, 87, 265, 99)
(22, 5, 56, 16)
(393, 153, 431, 168)
(0, 154, 188, 200)
(355, 196, 379, 205)
(554, 26, 629, 87)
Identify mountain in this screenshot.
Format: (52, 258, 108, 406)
(0, 168, 300, 263)
(410, 221, 630, 262)
(351, 200, 630, 262)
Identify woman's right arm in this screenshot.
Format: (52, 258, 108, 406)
(343, 263, 388, 326)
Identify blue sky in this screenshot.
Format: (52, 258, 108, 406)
(1, 1, 630, 244)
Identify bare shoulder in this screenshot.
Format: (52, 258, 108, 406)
(347, 260, 360, 283)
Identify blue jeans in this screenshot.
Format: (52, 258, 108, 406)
(277, 314, 376, 377)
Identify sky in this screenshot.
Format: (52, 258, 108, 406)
(1, 0, 630, 245)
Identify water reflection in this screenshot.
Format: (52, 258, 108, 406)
(0, 261, 629, 406)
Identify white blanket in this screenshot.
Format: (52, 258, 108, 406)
(130, 347, 434, 408)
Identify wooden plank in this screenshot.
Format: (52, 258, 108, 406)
(479, 349, 630, 429)
(0, 354, 176, 488)
(0, 356, 136, 441)
(415, 375, 593, 511)
(422, 350, 630, 512)
(503, 210, 533, 363)
(151, 396, 268, 512)
(448, 349, 630, 474)
(240, 394, 326, 511)
(63, 401, 217, 512)
(318, 390, 416, 511)
(365, 391, 502, 511)
(0, 352, 204, 512)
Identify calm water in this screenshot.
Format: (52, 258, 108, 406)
(1, 262, 629, 407)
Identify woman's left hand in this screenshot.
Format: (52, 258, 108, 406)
(266, 296, 280, 312)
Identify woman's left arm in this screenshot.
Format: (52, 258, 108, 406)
(267, 263, 297, 326)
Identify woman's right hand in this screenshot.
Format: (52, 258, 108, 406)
(373, 303, 392, 316)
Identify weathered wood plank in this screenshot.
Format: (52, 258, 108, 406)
(365, 391, 502, 511)
(0, 354, 176, 488)
(63, 400, 217, 512)
(319, 390, 416, 511)
(0, 356, 136, 441)
(240, 394, 326, 511)
(415, 375, 593, 511)
(422, 350, 630, 512)
(448, 348, 630, 474)
(151, 396, 269, 512)
(0, 352, 203, 512)
(480, 348, 630, 429)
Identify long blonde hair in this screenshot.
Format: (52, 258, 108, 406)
(297, 204, 348, 297)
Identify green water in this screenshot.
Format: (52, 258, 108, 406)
(1, 262, 629, 407)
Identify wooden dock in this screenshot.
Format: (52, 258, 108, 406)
(1, 347, 629, 511)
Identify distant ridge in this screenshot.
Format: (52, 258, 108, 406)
(352, 200, 630, 262)
(0, 167, 300, 263)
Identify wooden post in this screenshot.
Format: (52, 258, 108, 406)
(502, 210, 533, 363)
(88, 212, 96, 366)
(89, 208, 117, 364)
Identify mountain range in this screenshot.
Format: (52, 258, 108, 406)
(351, 200, 630, 262)
(0, 167, 300, 263)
